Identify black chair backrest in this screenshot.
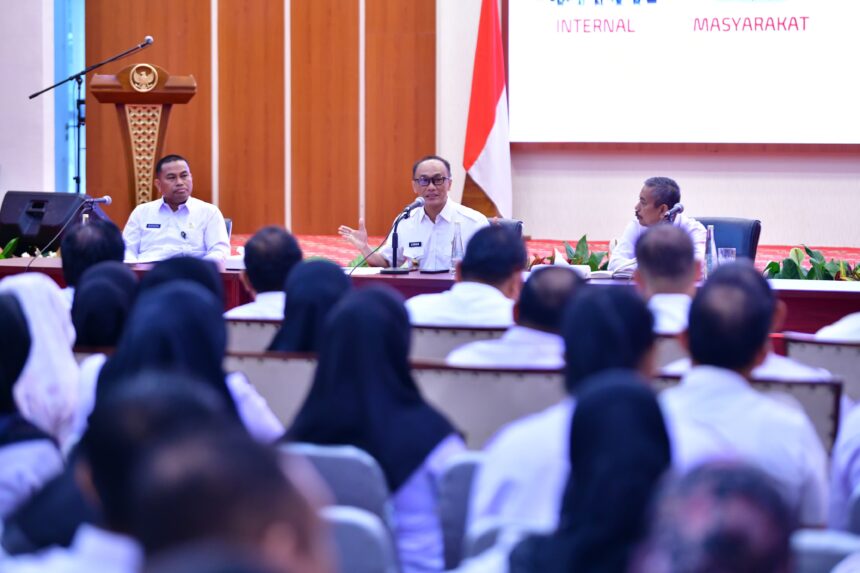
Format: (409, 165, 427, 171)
(491, 218, 523, 237)
(696, 217, 762, 260)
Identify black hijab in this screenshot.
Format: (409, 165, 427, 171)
(286, 286, 455, 491)
(72, 261, 139, 347)
(139, 256, 224, 304)
(0, 293, 31, 415)
(268, 260, 352, 352)
(97, 281, 238, 418)
(510, 370, 671, 573)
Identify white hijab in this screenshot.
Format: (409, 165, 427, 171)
(0, 273, 80, 446)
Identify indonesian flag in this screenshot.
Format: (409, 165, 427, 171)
(463, 0, 512, 218)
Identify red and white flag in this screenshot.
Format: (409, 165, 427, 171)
(463, 0, 512, 217)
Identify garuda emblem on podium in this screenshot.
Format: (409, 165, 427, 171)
(130, 64, 158, 93)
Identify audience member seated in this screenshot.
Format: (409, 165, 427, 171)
(268, 259, 352, 353)
(0, 294, 63, 519)
(96, 281, 284, 443)
(286, 286, 465, 573)
(59, 219, 126, 308)
(632, 462, 794, 573)
(468, 286, 656, 532)
(446, 266, 583, 368)
(608, 176, 706, 273)
(144, 544, 285, 573)
(634, 224, 699, 335)
(0, 273, 79, 449)
(504, 371, 671, 573)
(662, 262, 832, 381)
(406, 225, 526, 327)
(128, 430, 334, 573)
(659, 263, 828, 526)
(1, 373, 237, 572)
(817, 312, 860, 342)
(138, 255, 225, 303)
(224, 226, 303, 320)
(828, 401, 860, 530)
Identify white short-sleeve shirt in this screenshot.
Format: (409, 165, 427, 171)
(608, 213, 706, 273)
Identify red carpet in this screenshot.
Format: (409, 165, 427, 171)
(232, 235, 860, 272)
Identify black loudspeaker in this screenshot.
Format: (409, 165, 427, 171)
(0, 191, 109, 255)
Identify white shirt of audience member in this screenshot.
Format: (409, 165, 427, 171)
(446, 326, 565, 369)
(223, 291, 286, 320)
(406, 282, 515, 328)
(829, 404, 860, 530)
(0, 438, 63, 519)
(647, 293, 693, 336)
(817, 312, 860, 342)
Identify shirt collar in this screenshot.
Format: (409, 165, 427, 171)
(450, 281, 510, 300)
(157, 197, 192, 214)
(418, 197, 454, 224)
(682, 365, 753, 394)
(503, 325, 564, 346)
(72, 524, 144, 570)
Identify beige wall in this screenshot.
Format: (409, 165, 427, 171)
(437, 0, 860, 247)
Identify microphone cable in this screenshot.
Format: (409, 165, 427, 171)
(24, 200, 91, 272)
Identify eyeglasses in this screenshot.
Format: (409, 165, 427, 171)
(413, 175, 451, 187)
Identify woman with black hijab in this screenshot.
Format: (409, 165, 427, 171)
(0, 294, 63, 518)
(268, 259, 352, 352)
(287, 285, 464, 573)
(507, 370, 672, 573)
(94, 280, 283, 443)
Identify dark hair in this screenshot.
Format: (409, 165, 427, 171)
(60, 219, 125, 287)
(80, 373, 234, 532)
(140, 256, 224, 304)
(518, 267, 584, 333)
(635, 224, 695, 282)
(412, 155, 452, 177)
(644, 176, 681, 209)
(687, 262, 773, 370)
(0, 294, 30, 413)
(460, 225, 527, 287)
(563, 287, 655, 394)
(143, 543, 281, 573)
(643, 462, 794, 573)
(72, 261, 139, 347)
(156, 154, 190, 175)
(129, 430, 315, 556)
(243, 226, 303, 293)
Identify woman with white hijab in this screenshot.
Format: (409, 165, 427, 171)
(0, 273, 80, 449)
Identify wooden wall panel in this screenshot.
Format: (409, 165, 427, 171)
(365, 0, 436, 235)
(85, 0, 211, 228)
(291, 1, 359, 234)
(218, 1, 285, 234)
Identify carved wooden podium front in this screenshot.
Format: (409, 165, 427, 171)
(90, 64, 196, 207)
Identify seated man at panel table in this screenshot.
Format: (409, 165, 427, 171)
(405, 225, 525, 327)
(634, 224, 699, 336)
(59, 219, 126, 309)
(659, 264, 828, 527)
(446, 266, 583, 368)
(224, 226, 303, 320)
(123, 154, 230, 264)
(338, 155, 489, 271)
(608, 176, 706, 274)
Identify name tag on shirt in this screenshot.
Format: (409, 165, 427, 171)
(409, 242, 422, 248)
(146, 223, 161, 229)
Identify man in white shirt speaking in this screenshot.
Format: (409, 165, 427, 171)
(608, 177, 706, 273)
(123, 155, 230, 263)
(338, 155, 489, 271)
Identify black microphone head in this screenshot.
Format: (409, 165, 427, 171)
(144, 35, 154, 45)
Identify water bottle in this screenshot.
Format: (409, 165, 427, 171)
(450, 223, 464, 274)
(704, 224, 717, 279)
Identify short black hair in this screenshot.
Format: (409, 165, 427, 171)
(0, 294, 30, 414)
(243, 226, 303, 293)
(80, 373, 234, 532)
(60, 219, 125, 287)
(644, 176, 681, 209)
(156, 154, 190, 175)
(687, 262, 773, 370)
(518, 267, 584, 332)
(635, 224, 695, 282)
(129, 430, 315, 557)
(460, 225, 527, 287)
(563, 286, 655, 394)
(412, 155, 452, 177)
(140, 256, 224, 304)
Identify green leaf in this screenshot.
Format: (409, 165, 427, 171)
(591, 251, 607, 269)
(825, 260, 841, 276)
(803, 245, 826, 264)
(781, 258, 802, 280)
(0, 237, 18, 259)
(573, 235, 589, 264)
(599, 260, 609, 271)
(789, 248, 805, 269)
(764, 261, 781, 278)
(563, 241, 576, 262)
(346, 255, 369, 268)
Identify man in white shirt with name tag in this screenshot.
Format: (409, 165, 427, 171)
(123, 154, 230, 263)
(338, 155, 489, 271)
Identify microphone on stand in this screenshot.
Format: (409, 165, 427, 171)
(140, 36, 154, 48)
(664, 203, 684, 223)
(401, 196, 425, 219)
(85, 195, 112, 205)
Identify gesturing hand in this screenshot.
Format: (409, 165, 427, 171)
(338, 218, 369, 251)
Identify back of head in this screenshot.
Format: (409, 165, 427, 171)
(459, 225, 527, 287)
(562, 287, 655, 394)
(644, 176, 681, 209)
(688, 262, 773, 371)
(81, 373, 234, 532)
(144, 544, 281, 573)
(0, 293, 31, 414)
(639, 462, 793, 573)
(244, 226, 303, 294)
(268, 259, 352, 353)
(518, 267, 584, 333)
(635, 225, 696, 293)
(140, 256, 224, 304)
(60, 219, 126, 287)
(72, 262, 139, 347)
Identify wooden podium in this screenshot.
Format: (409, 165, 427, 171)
(90, 64, 196, 207)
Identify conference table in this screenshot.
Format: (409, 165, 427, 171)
(2, 258, 859, 333)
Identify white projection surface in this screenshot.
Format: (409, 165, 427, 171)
(508, 0, 860, 144)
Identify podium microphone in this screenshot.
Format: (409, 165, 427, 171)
(86, 195, 112, 205)
(140, 36, 154, 48)
(401, 197, 425, 219)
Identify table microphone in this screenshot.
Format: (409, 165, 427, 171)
(664, 203, 684, 223)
